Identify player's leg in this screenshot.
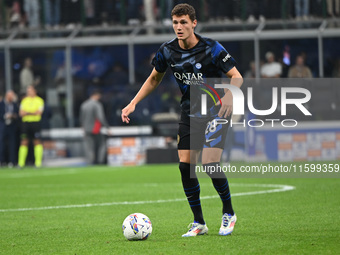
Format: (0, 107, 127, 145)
(18, 123, 29, 168)
(202, 148, 234, 216)
(83, 134, 95, 164)
(178, 149, 202, 223)
(202, 116, 236, 236)
(178, 119, 208, 237)
(32, 122, 43, 167)
(178, 149, 208, 237)
(33, 139, 43, 167)
(7, 126, 17, 166)
(97, 134, 106, 164)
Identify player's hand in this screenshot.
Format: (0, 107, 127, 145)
(121, 103, 135, 124)
(216, 92, 233, 118)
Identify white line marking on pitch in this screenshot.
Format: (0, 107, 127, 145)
(0, 184, 295, 213)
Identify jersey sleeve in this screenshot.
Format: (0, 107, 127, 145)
(151, 44, 168, 73)
(212, 42, 237, 74)
(38, 98, 44, 112)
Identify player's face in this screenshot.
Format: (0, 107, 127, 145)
(172, 15, 197, 41)
(27, 86, 36, 97)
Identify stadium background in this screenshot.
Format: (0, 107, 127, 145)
(0, 0, 339, 165)
(0, 1, 339, 254)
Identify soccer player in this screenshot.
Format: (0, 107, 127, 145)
(121, 3, 243, 237)
(18, 85, 44, 168)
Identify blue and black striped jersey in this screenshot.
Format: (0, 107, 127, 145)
(151, 33, 236, 118)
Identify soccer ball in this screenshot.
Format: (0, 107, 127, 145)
(122, 213, 152, 241)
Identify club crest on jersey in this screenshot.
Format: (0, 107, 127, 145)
(195, 63, 202, 69)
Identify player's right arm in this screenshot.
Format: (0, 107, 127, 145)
(121, 68, 165, 124)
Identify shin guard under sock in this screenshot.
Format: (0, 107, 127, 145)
(203, 162, 234, 215)
(179, 162, 205, 224)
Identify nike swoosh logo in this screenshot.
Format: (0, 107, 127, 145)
(206, 138, 216, 143)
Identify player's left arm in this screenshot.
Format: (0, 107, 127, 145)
(217, 67, 243, 118)
(34, 99, 44, 116)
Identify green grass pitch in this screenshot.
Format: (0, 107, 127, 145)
(0, 163, 339, 255)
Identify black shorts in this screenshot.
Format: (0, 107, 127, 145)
(177, 112, 230, 150)
(21, 122, 42, 140)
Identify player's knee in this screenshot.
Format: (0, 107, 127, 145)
(202, 148, 223, 164)
(179, 162, 192, 180)
(178, 150, 190, 163)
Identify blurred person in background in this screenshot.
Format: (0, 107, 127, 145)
(127, 0, 143, 25)
(20, 57, 40, 95)
(0, 90, 19, 167)
(295, 0, 310, 20)
(23, 0, 40, 29)
(61, 0, 81, 29)
(18, 85, 44, 168)
(327, 0, 340, 17)
(244, 60, 256, 78)
(288, 55, 313, 78)
(261, 51, 282, 78)
(247, 0, 266, 22)
(208, 0, 229, 22)
(310, 0, 323, 18)
(43, 0, 61, 29)
(4, 0, 23, 29)
(80, 90, 110, 165)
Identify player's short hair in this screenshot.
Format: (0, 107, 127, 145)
(171, 3, 196, 22)
(90, 89, 101, 96)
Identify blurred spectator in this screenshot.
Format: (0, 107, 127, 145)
(327, 0, 340, 17)
(4, 0, 24, 29)
(244, 61, 256, 78)
(84, 0, 95, 25)
(288, 55, 313, 78)
(261, 52, 282, 78)
(0, 90, 19, 167)
(18, 85, 44, 168)
(20, 57, 40, 94)
(208, 0, 229, 22)
(104, 64, 129, 87)
(161, 0, 174, 25)
(295, 0, 310, 20)
(43, 0, 61, 29)
(247, 0, 266, 22)
(230, 0, 241, 20)
(23, 0, 40, 29)
(136, 53, 155, 83)
(310, 0, 323, 18)
(265, 0, 279, 19)
(144, 0, 156, 26)
(61, 0, 82, 29)
(80, 90, 110, 164)
(207, 0, 241, 21)
(127, 0, 143, 25)
(264, 0, 293, 19)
